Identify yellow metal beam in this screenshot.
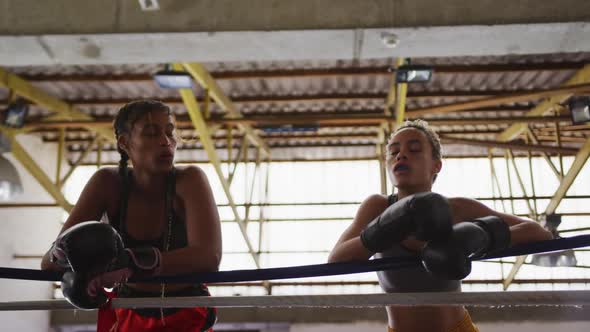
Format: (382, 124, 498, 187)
(440, 135, 578, 155)
(384, 79, 396, 117)
(181, 63, 270, 158)
(503, 137, 590, 289)
(410, 83, 590, 118)
(173, 65, 260, 268)
(377, 125, 388, 195)
(545, 137, 590, 215)
(0, 130, 72, 212)
(384, 58, 408, 127)
(228, 137, 249, 186)
(96, 139, 103, 168)
(526, 128, 562, 181)
(0, 67, 114, 142)
(502, 255, 527, 290)
(55, 128, 65, 187)
(0, 66, 116, 215)
(59, 135, 99, 188)
(507, 150, 534, 217)
(394, 58, 408, 127)
(497, 65, 590, 142)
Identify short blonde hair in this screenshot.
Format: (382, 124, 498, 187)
(387, 119, 443, 160)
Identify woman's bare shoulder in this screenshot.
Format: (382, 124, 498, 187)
(175, 165, 205, 179)
(354, 194, 391, 225)
(363, 194, 390, 208)
(89, 167, 123, 203)
(63, 167, 122, 226)
(174, 165, 209, 193)
(92, 167, 122, 187)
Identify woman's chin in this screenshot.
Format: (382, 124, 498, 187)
(394, 180, 423, 190)
(393, 178, 410, 188)
(152, 162, 175, 173)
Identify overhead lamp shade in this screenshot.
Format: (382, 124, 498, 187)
(139, 0, 160, 11)
(0, 154, 23, 201)
(153, 70, 193, 89)
(569, 97, 590, 125)
(3, 99, 29, 128)
(395, 65, 433, 83)
(545, 213, 562, 229)
(531, 249, 577, 267)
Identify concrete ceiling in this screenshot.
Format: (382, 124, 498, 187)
(1, 0, 589, 65)
(2, 0, 589, 34)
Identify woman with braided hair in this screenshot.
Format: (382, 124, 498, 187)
(42, 100, 221, 331)
(329, 119, 552, 332)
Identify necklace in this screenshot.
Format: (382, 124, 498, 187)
(159, 169, 174, 325)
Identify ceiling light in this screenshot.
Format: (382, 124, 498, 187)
(380, 32, 399, 49)
(531, 249, 577, 267)
(531, 214, 578, 267)
(395, 65, 433, 83)
(0, 135, 23, 201)
(138, 0, 159, 11)
(2, 99, 29, 128)
(153, 66, 193, 89)
(568, 97, 590, 125)
(545, 214, 562, 230)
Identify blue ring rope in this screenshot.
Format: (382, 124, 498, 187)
(1, 234, 589, 284)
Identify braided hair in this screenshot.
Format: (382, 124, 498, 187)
(112, 100, 172, 179)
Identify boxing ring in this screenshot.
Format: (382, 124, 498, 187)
(1, 234, 590, 311)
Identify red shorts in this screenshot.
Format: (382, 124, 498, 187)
(97, 285, 217, 332)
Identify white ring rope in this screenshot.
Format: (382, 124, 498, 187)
(2, 291, 590, 311)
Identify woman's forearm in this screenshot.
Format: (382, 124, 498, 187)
(328, 237, 373, 263)
(40, 251, 52, 270)
(40, 251, 64, 272)
(159, 246, 221, 275)
(510, 221, 553, 245)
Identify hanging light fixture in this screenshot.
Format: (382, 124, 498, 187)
(153, 64, 193, 89)
(394, 60, 433, 84)
(531, 249, 577, 267)
(531, 214, 578, 267)
(138, 0, 160, 11)
(0, 134, 23, 201)
(568, 96, 590, 125)
(2, 98, 29, 128)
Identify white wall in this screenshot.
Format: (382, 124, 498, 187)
(0, 135, 66, 332)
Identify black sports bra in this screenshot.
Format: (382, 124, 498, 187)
(113, 168, 187, 250)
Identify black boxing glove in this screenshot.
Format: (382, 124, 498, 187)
(471, 216, 512, 259)
(48, 241, 69, 269)
(421, 216, 511, 280)
(360, 192, 453, 253)
(61, 271, 109, 310)
(56, 221, 124, 309)
(50, 221, 124, 273)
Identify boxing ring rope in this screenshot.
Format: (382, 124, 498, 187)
(0, 235, 589, 310)
(3, 290, 590, 311)
(2, 235, 588, 284)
